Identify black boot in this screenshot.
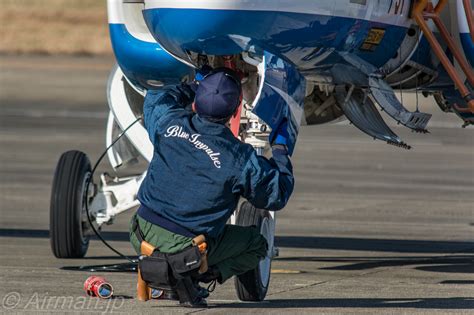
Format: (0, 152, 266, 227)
(176, 277, 208, 308)
(152, 288, 207, 307)
(152, 288, 179, 300)
(179, 295, 208, 308)
(193, 279, 210, 298)
(153, 286, 209, 300)
(196, 266, 222, 284)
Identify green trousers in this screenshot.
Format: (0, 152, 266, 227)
(129, 214, 268, 282)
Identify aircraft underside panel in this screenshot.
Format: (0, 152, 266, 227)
(369, 77, 432, 132)
(142, 6, 410, 71)
(334, 86, 410, 149)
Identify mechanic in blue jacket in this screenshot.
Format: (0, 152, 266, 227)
(130, 68, 294, 298)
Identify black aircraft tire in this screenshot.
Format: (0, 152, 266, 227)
(234, 201, 272, 301)
(50, 150, 91, 258)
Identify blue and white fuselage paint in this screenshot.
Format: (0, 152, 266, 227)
(109, 0, 416, 85)
(142, 0, 412, 71)
(108, 0, 419, 152)
(107, 0, 194, 89)
(106, 0, 473, 153)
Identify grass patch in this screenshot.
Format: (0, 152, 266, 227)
(0, 0, 112, 55)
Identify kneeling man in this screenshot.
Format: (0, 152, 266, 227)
(130, 68, 294, 307)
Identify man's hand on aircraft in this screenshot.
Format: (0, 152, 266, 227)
(194, 65, 213, 82)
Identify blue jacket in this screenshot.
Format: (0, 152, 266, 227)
(138, 84, 294, 237)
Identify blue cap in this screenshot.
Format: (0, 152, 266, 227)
(194, 69, 242, 120)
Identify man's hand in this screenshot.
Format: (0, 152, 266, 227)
(194, 65, 213, 82)
(175, 83, 196, 105)
(189, 66, 213, 93)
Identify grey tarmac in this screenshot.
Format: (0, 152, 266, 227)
(0, 55, 473, 314)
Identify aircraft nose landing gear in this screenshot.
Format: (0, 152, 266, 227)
(49, 144, 145, 259)
(50, 150, 92, 258)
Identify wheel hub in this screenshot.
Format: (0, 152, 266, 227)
(259, 216, 273, 287)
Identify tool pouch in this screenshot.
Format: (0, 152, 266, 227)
(138, 245, 202, 292)
(139, 252, 174, 290)
(167, 247, 203, 305)
(167, 246, 202, 278)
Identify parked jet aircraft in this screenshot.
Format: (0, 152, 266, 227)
(50, 0, 473, 301)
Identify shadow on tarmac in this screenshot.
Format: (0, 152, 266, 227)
(1, 228, 473, 254)
(276, 255, 474, 273)
(3, 228, 473, 275)
(212, 297, 474, 309)
(274, 236, 474, 253)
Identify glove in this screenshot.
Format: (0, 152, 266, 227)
(194, 65, 213, 82)
(270, 120, 289, 146)
(190, 66, 213, 93)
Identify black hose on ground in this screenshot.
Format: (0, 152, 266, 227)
(83, 116, 143, 267)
